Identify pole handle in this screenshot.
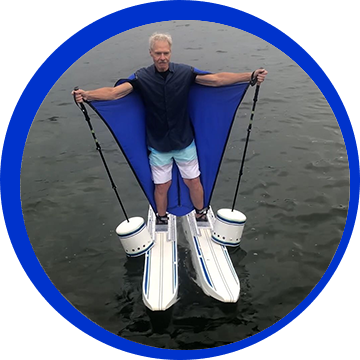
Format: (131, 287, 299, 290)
(73, 86, 88, 112)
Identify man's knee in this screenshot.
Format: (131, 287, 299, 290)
(183, 176, 201, 189)
(155, 180, 172, 195)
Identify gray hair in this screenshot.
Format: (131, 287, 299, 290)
(149, 32, 172, 50)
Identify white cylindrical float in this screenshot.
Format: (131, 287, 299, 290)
(212, 208, 246, 247)
(116, 217, 154, 257)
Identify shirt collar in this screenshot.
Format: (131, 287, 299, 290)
(153, 62, 175, 73)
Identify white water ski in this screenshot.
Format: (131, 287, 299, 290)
(142, 206, 178, 311)
(181, 207, 240, 302)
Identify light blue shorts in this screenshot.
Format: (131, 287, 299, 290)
(148, 140, 201, 184)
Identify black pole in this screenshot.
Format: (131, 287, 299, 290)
(231, 84, 261, 211)
(73, 87, 130, 222)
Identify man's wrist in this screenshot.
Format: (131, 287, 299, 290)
(83, 91, 90, 101)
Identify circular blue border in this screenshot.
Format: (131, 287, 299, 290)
(0, 0, 359, 359)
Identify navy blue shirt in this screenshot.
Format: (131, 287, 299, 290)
(130, 63, 197, 152)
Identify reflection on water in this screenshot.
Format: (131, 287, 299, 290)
(21, 20, 348, 349)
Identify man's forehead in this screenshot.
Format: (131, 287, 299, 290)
(152, 41, 171, 51)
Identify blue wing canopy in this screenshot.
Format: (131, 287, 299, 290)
(89, 73, 249, 216)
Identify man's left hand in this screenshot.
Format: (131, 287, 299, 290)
(254, 68, 268, 84)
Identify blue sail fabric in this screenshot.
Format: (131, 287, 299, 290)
(89, 74, 249, 216)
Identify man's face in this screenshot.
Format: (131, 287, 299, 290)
(150, 40, 171, 72)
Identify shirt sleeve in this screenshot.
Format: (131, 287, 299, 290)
(191, 66, 198, 82)
(123, 78, 139, 91)
(191, 66, 211, 82)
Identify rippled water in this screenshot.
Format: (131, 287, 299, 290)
(21, 21, 349, 349)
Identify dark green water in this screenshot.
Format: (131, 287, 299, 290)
(21, 21, 348, 349)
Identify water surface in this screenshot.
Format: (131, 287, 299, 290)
(21, 20, 349, 349)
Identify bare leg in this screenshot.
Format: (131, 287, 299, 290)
(154, 180, 172, 216)
(183, 177, 205, 218)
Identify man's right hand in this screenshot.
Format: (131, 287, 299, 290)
(72, 88, 87, 103)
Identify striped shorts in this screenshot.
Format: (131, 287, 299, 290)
(148, 140, 201, 184)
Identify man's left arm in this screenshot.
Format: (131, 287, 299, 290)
(195, 68, 267, 87)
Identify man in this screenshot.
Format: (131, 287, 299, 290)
(73, 32, 268, 224)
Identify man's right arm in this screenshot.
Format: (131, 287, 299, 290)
(72, 81, 134, 103)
